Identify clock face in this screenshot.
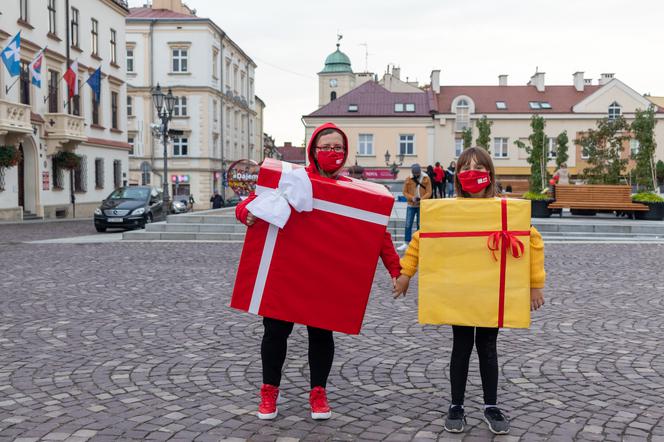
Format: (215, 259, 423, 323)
(329, 79, 338, 88)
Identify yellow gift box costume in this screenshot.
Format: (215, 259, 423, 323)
(400, 198, 546, 329)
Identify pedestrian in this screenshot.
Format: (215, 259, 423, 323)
(397, 163, 432, 251)
(235, 122, 401, 421)
(554, 163, 569, 185)
(393, 147, 546, 435)
(210, 190, 223, 209)
(434, 162, 445, 199)
(188, 194, 196, 212)
(446, 161, 456, 197)
(426, 165, 437, 198)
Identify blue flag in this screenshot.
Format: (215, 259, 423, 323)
(1, 31, 21, 77)
(85, 67, 101, 101)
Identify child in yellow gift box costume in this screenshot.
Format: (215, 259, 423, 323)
(394, 147, 546, 435)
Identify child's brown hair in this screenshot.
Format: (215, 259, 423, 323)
(454, 147, 497, 198)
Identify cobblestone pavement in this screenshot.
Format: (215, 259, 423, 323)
(0, 220, 98, 243)
(1, 235, 664, 441)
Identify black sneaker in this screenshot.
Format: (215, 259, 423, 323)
(444, 405, 466, 433)
(484, 406, 510, 434)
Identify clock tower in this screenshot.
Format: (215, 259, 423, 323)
(318, 40, 356, 108)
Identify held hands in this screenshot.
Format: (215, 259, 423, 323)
(530, 288, 545, 311)
(393, 275, 410, 299)
(246, 211, 257, 226)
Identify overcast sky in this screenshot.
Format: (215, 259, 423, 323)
(129, 0, 664, 146)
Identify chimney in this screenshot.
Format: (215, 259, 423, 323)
(498, 74, 508, 86)
(598, 73, 615, 86)
(584, 78, 593, 86)
(392, 67, 401, 80)
(284, 142, 292, 148)
(430, 69, 440, 93)
(528, 71, 545, 92)
(573, 72, 584, 92)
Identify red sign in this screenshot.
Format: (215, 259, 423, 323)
(364, 168, 397, 180)
(227, 159, 259, 198)
(42, 171, 50, 190)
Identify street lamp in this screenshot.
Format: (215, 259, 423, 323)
(385, 149, 405, 178)
(151, 83, 175, 208)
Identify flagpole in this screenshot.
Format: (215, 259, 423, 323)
(4, 76, 20, 94)
(43, 55, 78, 106)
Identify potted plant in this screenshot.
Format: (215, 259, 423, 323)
(54, 151, 82, 170)
(0, 145, 21, 169)
(514, 115, 553, 218)
(632, 192, 664, 220)
(523, 191, 552, 218)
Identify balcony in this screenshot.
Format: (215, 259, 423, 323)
(43, 113, 86, 155)
(0, 99, 32, 145)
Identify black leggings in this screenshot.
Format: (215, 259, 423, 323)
(450, 326, 499, 406)
(261, 317, 334, 389)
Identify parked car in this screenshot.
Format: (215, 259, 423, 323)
(94, 186, 167, 232)
(171, 198, 189, 214)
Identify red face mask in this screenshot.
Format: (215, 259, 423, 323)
(458, 170, 491, 194)
(316, 150, 345, 173)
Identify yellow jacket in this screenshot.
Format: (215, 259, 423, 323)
(400, 226, 546, 289)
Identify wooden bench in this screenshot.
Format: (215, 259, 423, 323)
(548, 185, 648, 216)
(499, 180, 529, 198)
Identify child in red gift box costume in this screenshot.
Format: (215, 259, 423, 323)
(393, 147, 546, 435)
(236, 122, 401, 421)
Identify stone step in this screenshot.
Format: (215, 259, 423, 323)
(146, 222, 247, 234)
(122, 230, 246, 241)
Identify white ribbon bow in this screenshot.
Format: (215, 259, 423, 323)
(246, 165, 313, 229)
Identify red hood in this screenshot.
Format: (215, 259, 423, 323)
(306, 122, 349, 176)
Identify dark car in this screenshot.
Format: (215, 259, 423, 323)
(94, 186, 166, 232)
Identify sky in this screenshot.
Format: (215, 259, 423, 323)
(129, 0, 664, 146)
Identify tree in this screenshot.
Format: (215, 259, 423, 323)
(577, 116, 629, 185)
(462, 127, 472, 149)
(630, 107, 658, 192)
(514, 115, 546, 193)
(555, 131, 569, 169)
(475, 115, 493, 152)
(657, 160, 664, 186)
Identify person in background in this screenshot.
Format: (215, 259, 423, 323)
(426, 165, 437, 198)
(446, 161, 456, 198)
(434, 162, 446, 199)
(210, 190, 223, 209)
(398, 163, 432, 252)
(554, 163, 570, 185)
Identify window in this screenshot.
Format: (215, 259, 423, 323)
(110, 29, 117, 64)
(140, 162, 151, 185)
(529, 101, 541, 110)
(173, 137, 189, 156)
(172, 48, 188, 72)
(225, 108, 230, 128)
(330, 91, 337, 101)
(19, 61, 30, 105)
(126, 48, 134, 72)
(52, 157, 63, 189)
(496, 101, 507, 110)
(70, 8, 79, 48)
(241, 72, 246, 98)
(74, 155, 87, 192)
(127, 136, 134, 155)
(399, 134, 415, 156)
(348, 104, 358, 112)
(540, 102, 552, 109)
(213, 100, 217, 122)
(608, 101, 621, 120)
(358, 134, 374, 156)
(493, 137, 509, 158)
(405, 103, 415, 112)
(73, 80, 81, 116)
(48, 0, 56, 35)
(394, 103, 404, 112)
(630, 139, 640, 156)
(20, 0, 28, 22)
(241, 116, 245, 133)
(547, 137, 557, 158)
(455, 138, 463, 157)
(233, 65, 238, 92)
(173, 96, 187, 116)
(48, 70, 59, 113)
(234, 111, 238, 132)
(127, 96, 133, 116)
(212, 50, 218, 79)
(111, 92, 118, 129)
(91, 19, 98, 55)
(95, 158, 104, 189)
(113, 160, 122, 189)
(455, 99, 470, 131)
(92, 91, 100, 125)
(225, 59, 231, 86)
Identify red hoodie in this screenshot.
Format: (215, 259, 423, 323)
(236, 122, 401, 278)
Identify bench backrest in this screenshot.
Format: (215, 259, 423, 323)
(554, 185, 632, 203)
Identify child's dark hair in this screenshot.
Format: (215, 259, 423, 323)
(454, 147, 497, 198)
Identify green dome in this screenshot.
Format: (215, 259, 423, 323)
(320, 45, 352, 73)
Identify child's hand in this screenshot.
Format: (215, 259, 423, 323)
(246, 211, 256, 226)
(530, 288, 544, 311)
(393, 275, 410, 299)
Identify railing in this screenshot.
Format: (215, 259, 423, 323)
(0, 99, 32, 135)
(44, 113, 86, 141)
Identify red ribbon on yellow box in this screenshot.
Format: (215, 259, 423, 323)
(420, 198, 530, 328)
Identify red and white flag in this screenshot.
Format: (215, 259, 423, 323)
(63, 60, 79, 99)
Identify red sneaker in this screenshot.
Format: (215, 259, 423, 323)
(309, 386, 332, 420)
(257, 384, 279, 420)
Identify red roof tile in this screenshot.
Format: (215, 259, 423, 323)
(307, 81, 436, 117)
(277, 145, 306, 163)
(437, 85, 602, 114)
(128, 7, 196, 19)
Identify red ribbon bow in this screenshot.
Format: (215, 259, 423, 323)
(487, 231, 525, 262)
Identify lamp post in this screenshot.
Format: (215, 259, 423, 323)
(151, 84, 176, 208)
(385, 149, 405, 179)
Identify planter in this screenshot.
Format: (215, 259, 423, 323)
(530, 199, 552, 218)
(0, 145, 21, 168)
(634, 201, 664, 221)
